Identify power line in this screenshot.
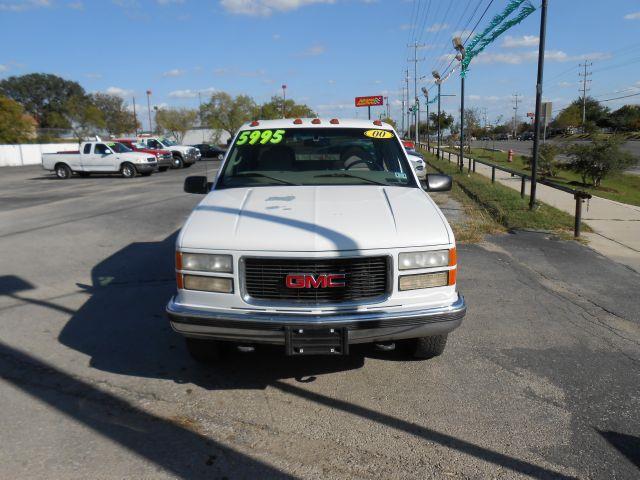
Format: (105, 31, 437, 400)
(598, 92, 640, 102)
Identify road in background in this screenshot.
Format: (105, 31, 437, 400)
(0, 165, 639, 479)
(472, 139, 640, 175)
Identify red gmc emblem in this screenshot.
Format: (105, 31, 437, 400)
(285, 273, 346, 289)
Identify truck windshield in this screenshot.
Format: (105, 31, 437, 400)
(160, 137, 177, 146)
(107, 142, 132, 153)
(217, 127, 417, 189)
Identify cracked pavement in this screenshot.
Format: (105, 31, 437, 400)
(0, 164, 639, 479)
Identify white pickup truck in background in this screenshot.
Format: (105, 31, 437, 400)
(42, 141, 158, 179)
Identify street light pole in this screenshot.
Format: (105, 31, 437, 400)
(421, 86, 430, 151)
(453, 37, 465, 173)
(132, 96, 138, 136)
(432, 71, 442, 154)
(529, 0, 548, 210)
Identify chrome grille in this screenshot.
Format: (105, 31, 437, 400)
(243, 256, 389, 304)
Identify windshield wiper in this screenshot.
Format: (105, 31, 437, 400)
(313, 173, 389, 186)
(232, 172, 299, 186)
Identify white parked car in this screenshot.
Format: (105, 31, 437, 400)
(42, 141, 157, 179)
(405, 148, 427, 179)
(167, 119, 466, 361)
(136, 135, 199, 169)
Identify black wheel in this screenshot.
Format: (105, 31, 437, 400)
(55, 163, 72, 179)
(172, 155, 184, 169)
(120, 163, 137, 178)
(185, 338, 223, 363)
(159, 167, 168, 172)
(409, 334, 448, 359)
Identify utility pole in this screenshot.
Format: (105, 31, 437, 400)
(405, 69, 410, 138)
(453, 37, 465, 173)
(384, 96, 389, 118)
(408, 42, 425, 144)
(578, 61, 592, 132)
(145, 90, 152, 133)
(512, 93, 521, 138)
(281, 84, 287, 118)
(132, 96, 138, 136)
(401, 86, 406, 135)
(529, 0, 548, 210)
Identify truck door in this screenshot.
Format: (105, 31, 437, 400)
(92, 143, 117, 172)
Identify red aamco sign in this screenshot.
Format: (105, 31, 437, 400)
(355, 96, 384, 108)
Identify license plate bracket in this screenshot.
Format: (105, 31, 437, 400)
(285, 326, 349, 356)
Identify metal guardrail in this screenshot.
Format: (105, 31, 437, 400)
(418, 144, 592, 237)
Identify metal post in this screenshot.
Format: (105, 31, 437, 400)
(574, 194, 582, 237)
(368, 106, 371, 120)
(415, 99, 420, 144)
(437, 81, 441, 154)
(426, 101, 430, 150)
(282, 84, 287, 118)
(520, 176, 526, 198)
(460, 74, 465, 173)
(529, 0, 548, 210)
(491, 167, 496, 183)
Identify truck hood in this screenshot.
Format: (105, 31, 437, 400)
(180, 186, 451, 252)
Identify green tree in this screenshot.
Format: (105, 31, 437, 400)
(201, 92, 256, 138)
(64, 95, 105, 140)
(380, 117, 397, 129)
(429, 111, 454, 131)
(0, 95, 35, 143)
(155, 108, 198, 143)
(553, 96, 609, 132)
(566, 136, 635, 186)
(91, 93, 139, 136)
(606, 105, 640, 132)
(257, 95, 316, 119)
(0, 73, 85, 128)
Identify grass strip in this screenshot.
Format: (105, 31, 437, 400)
(443, 147, 640, 207)
(423, 151, 588, 236)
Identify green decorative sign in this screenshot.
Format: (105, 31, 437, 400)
(461, 0, 537, 78)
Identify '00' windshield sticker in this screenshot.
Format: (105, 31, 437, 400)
(363, 129, 395, 139)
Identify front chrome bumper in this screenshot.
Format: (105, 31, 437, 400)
(167, 294, 466, 345)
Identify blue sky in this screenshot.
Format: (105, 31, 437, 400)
(1, 0, 639, 130)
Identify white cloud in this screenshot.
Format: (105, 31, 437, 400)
(157, 0, 184, 4)
(426, 23, 448, 33)
(472, 50, 611, 65)
(0, 0, 50, 12)
(399, 23, 413, 31)
(452, 30, 472, 39)
(0, 64, 8, 73)
(557, 81, 573, 88)
(105, 86, 134, 97)
(502, 35, 539, 48)
(220, 0, 335, 16)
(168, 87, 216, 99)
(67, 1, 84, 9)
(162, 68, 185, 77)
(624, 11, 640, 20)
(272, 33, 281, 40)
(85, 72, 102, 79)
(328, 79, 336, 85)
(298, 44, 325, 56)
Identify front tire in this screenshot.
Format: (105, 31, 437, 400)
(172, 155, 184, 169)
(185, 338, 222, 363)
(55, 163, 72, 179)
(410, 334, 448, 359)
(120, 162, 137, 178)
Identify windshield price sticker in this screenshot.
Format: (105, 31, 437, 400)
(236, 129, 286, 146)
(364, 129, 395, 139)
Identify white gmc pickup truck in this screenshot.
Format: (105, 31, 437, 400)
(42, 141, 157, 178)
(167, 119, 466, 361)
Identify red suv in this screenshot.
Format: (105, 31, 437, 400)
(115, 139, 173, 172)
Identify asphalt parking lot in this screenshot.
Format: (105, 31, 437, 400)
(1, 164, 639, 479)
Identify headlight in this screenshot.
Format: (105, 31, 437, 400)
(183, 274, 233, 293)
(179, 253, 233, 273)
(399, 250, 450, 270)
(399, 272, 449, 291)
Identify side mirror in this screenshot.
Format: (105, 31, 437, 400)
(184, 176, 209, 194)
(425, 174, 452, 192)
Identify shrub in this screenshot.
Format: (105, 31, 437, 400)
(566, 136, 635, 186)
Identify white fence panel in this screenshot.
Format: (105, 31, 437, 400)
(0, 143, 79, 167)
